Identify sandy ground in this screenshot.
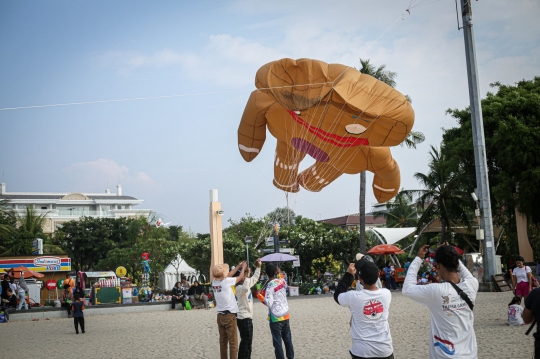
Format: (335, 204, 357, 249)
(0, 292, 534, 358)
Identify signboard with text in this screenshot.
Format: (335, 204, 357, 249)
(0, 256, 71, 273)
(293, 255, 300, 267)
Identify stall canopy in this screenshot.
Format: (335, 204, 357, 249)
(159, 254, 199, 291)
(371, 227, 417, 245)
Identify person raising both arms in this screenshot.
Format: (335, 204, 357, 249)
(403, 244, 479, 358)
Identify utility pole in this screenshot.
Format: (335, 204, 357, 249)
(459, 0, 497, 282)
(359, 172, 366, 254)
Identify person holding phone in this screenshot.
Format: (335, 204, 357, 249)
(403, 244, 479, 358)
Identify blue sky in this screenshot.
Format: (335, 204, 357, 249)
(1, 0, 539, 233)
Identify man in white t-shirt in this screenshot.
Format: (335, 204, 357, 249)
(403, 244, 479, 358)
(511, 256, 533, 300)
(212, 261, 246, 359)
(334, 259, 394, 359)
(236, 259, 262, 359)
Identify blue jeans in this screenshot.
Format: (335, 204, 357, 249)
(17, 292, 27, 310)
(269, 320, 294, 359)
(385, 276, 397, 290)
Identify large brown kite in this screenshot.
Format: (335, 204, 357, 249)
(238, 58, 415, 203)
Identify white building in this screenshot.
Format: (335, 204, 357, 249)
(0, 183, 153, 234)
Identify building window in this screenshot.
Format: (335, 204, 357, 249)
(18, 205, 27, 210)
(41, 206, 48, 210)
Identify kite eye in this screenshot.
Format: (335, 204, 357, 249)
(345, 124, 367, 135)
(294, 111, 301, 115)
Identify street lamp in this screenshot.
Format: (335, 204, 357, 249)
(245, 236, 253, 267)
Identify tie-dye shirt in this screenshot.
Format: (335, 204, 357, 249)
(264, 277, 290, 322)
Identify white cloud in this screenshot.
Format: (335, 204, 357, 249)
(62, 158, 162, 196)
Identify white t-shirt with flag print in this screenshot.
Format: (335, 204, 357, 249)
(403, 257, 479, 358)
(338, 288, 393, 358)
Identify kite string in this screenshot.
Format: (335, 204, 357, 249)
(1, 5, 412, 112)
(0, 82, 334, 112)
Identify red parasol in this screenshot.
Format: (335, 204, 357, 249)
(10, 266, 45, 279)
(367, 244, 405, 256)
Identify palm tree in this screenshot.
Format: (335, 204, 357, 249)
(357, 59, 425, 253)
(17, 207, 48, 237)
(405, 145, 472, 243)
(372, 190, 419, 228)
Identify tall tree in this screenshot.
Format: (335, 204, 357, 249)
(372, 190, 419, 228)
(406, 145, 472, 243)
(357, 59, 424, 253)
(443, 77, 540, 259)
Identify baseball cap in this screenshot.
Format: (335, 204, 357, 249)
(355, 260, 379, 285)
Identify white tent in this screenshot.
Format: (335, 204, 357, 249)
(371, 227, 417, 245)
(159, 254, 199, 291)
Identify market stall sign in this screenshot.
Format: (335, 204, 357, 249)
(84, 271, 116, 278)
(116, 266, 127, 277)
(46, 279, 57, 291)
(0, 256, 71, 273)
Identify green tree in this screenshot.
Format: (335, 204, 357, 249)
(0, 198, 16, 254)
(373, 190, 419, 228)
(265, 207, 296, 227)
(444, 77, 540, 260)
(406, 145, 472, 243)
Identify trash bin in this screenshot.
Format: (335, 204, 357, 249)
(289, 286, 299, 297)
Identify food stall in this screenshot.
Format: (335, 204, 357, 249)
(78, 271, 121, 305)
(0, 255, 72, 305)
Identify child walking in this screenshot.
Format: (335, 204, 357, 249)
(72, 294, 85, 334)
(508, 296, 524, 326)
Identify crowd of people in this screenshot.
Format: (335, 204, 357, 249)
(170, 278, 209, 310)
(209, 258, 293, 359)
(1, 268, 29, 322)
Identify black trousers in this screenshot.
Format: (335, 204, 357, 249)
(237, 318, 254, 359)
(350, 351, 394, 359)
(74, 317, 85, 333)
(172, 296, 185, 309)
(61, 303, 71, 315)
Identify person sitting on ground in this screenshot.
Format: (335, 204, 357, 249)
(188, 281, 208, 309)
(171, 281, 186, 311)
(1, 288, 17, 322)
(403, 244, 478, 358)
(60, 284, 75, 318)
(334, 260, 394, 359)
(508, 296, 524, 326)
(180, 277, 191, 297)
